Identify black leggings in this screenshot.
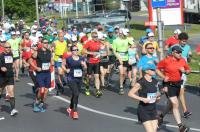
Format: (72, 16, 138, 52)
(68, 81, 82, 112)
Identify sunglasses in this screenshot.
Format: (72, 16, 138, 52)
(174, 51, 182, 54)
(181, 40, 187, 43)
(43, 42, 48, 44)
(72, 49, 78, 51)
(5, 46, 11, 49)
(146, 47, 154, 49)
(92, 36, 98, 38)
(1, 41, 6, 43)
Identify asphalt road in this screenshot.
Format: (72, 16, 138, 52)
(0, 73, 200, 132)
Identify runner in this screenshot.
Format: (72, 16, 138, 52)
(164, 29, 181, 51)
(7, 31, 21, 81)
(156, 45, 190, 132)
(106, 27, 116, 85)
(82, 31, 102, 97)
(128, 43, 139, 87)
(128, 64, 160, 132)
(142, 32, 161, 57)
(112, 28, 134, 94)
(63, 45, 87, 119)
(0, 42, 18, 116)
(20, 32, 32, 75)
(52, 32, 67, 94)
(32, 39, 53, 112)
(99, 34, 109, 89)
(137, 43, 159, 79)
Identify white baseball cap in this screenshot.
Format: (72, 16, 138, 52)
(16, 31, 20, 35)
(147, 32, 154, 37)
(121, 28, 128, 36)
(0, 37, 6, 42)
(174, 29, 181, 34)
(11, 31, 16, 35)
(71, 36, 78, 42)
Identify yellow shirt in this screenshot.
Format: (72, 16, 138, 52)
(54, 40, 67, 61)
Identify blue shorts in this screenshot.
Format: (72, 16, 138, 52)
(54, 61, 62, 69)
(36, 72, 51, 88)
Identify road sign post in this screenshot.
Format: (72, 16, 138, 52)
(151, 0, 167, 60)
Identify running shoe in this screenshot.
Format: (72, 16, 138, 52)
(85, 89, 91, 96)
(72, 111, 79, 120)
(183, 111, 192, 118)
(33, 103, 40, 112)
(119, 87, 124, 95)
(66, 107, 73, 117)
(96, 90, 102, 98)
(179, 124, 190, 132)
(38, 103, 46, 112)
(10, 109, 18, 116)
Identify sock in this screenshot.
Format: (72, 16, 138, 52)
(10, 97, 15, 110)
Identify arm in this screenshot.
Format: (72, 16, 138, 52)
(62, 59, 70, 73)
(128, 83, 150, 103)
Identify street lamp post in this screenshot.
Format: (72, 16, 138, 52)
(35, 0, 39, 23)
(2, 0, 4, 18)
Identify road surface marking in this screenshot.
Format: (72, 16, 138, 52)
(27, 83, 200, 131)
(0, 117, 5, 121)
(54, 95, 200, 132)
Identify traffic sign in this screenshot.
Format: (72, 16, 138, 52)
(152, 0, 167, 8)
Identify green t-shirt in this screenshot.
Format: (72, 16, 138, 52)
(8, 39, 20, 58)
(44, 35, 54, 44)
(106, 35, 116, 44)
(112, 37, 133, 61)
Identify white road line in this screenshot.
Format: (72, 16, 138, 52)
(27, 83, 34, 86)
(0, 117, 5, 121)
(54, 96, 200, 132)
(27, 83, 200, 131)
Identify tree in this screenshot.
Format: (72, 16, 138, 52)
(104, 0, 120, 10)
(0, 0, 48, 19)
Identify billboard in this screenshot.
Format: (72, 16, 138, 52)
(148, 0, 184, 25)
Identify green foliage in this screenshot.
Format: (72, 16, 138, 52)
(1, 0, 48, 19)
(104, 0, 121, 10)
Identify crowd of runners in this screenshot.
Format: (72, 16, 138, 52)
(0, 17, 198, 132)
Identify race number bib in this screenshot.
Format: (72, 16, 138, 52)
(119, 52, 126, 60)
(95, 52, 100, 58)
(58, 57, 62, 62)
(147, 93, 157, 104)
(4, 56, 13, 63)
(42, 63, 50, 70)
(12, 50, 18, 55)
(74, 69, 82, 77)
(25, 47, 31, 52)
(128, 56, 136, 65)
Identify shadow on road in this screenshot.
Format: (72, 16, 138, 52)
(54, 107, 68, 116)
(124, 106, 137, 115)
(0, 105, 11, 114)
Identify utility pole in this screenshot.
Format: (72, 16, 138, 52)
(2, 0, 4, 18)
(156, 7, 164, 60)
(75, 0, 78, 18)
(35, 0, 39, 23)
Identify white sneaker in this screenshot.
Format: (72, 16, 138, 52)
(10, 109, 18, 116)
